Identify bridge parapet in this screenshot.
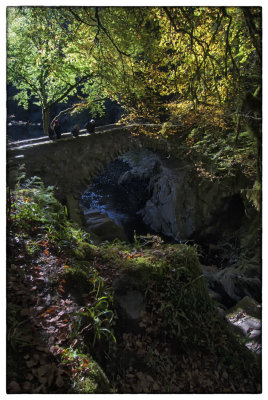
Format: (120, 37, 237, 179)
(7, 123, 122, 151)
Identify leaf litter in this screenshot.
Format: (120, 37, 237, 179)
(7, 224, 86, 393)
(7, 192, 261, 394)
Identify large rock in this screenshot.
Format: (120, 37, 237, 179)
(119, 150, 196, 240)
(209, 268, 261, 305)
(82, 208, 127, 242)
(227, 296, 261, 319)
(226, 296, 261, 354)
(136, 155, 247, 242)
(118, 149, 261, 305)
(204, 210, 261, 305)
(139, 165, 192, 239)
(116, 289, 144, 320)
(112, 274, 145, 333)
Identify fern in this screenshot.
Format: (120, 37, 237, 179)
(243, 180, 261, 212)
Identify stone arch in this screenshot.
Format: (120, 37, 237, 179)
(7, 125, 172, 225)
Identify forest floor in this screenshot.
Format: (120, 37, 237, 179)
(6, 184, 262, 394)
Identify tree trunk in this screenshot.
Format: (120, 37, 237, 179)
(42, 106, 51, 136)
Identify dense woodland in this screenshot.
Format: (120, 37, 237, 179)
(7, 6, 262, 394)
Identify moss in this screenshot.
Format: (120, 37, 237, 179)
(62, 265, 93, 294)
(74, 359, 111, 393)
(226, 296, 261, 319)
(118, 264, 153, 291)
(73, 241, 93, 260)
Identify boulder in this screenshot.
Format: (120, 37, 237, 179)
(225, 296, 261, 354)
(139, 163, 194, 240)
(116, 290, 144, 320)
(209, 267, 261, 305)
(226, 296, 261, 319)
(112, 274, 145, 324)
(82, 208, 127, 242)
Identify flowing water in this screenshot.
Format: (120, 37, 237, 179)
(80, 158, 155, 241)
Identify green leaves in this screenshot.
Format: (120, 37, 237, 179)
(7, 6, 261, 182)
(75, 297, 116, 346)
(7, 7, 97, 133)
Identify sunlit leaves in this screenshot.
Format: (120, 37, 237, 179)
(7, 4, 261, 155)
(7, 6, 96, 131)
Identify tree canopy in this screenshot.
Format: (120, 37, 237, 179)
(7, 7, 104, 133)
(7, 6, 261, 183)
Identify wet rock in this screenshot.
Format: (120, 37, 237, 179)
(227, 296, 261, 320)
(228, 313, 261, 337)
(83, 209, 127, 242)
(226, 296, 261, 354)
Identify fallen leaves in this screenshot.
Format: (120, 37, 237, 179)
(40, 306, 57, 317)
(6, 224, 84, 393)
(7, 191, 261, 395)
(58, 279, 66, 293)
(17, 351, 67, 393)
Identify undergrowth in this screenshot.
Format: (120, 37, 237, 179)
(7, 176, 261, 393)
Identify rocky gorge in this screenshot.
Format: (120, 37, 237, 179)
(79, 148, 262, 354)
(7, 137, 262, 393)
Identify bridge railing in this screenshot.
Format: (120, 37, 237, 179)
(7, 124, 124, 151)
(7, 123, 181, 152)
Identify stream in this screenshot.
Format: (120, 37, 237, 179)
(80, 158, 157, 242)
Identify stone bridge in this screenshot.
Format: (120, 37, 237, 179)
(7, 123, 262, 306)
(7, 123, 182, 224)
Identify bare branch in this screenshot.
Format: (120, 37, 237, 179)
(50, 103, 85, 127)
(68, 7, 97, 27)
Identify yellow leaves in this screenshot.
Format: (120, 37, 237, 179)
(167, 100, 229, 132)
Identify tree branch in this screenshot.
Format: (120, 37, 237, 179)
(50, 103, 85, 127)
(94, 7, 131, 57)
(49, 74, 93, 107)
(68, 7, 97, 27)
(224, 10, 239, 76)
(163, 7, 208, 55)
